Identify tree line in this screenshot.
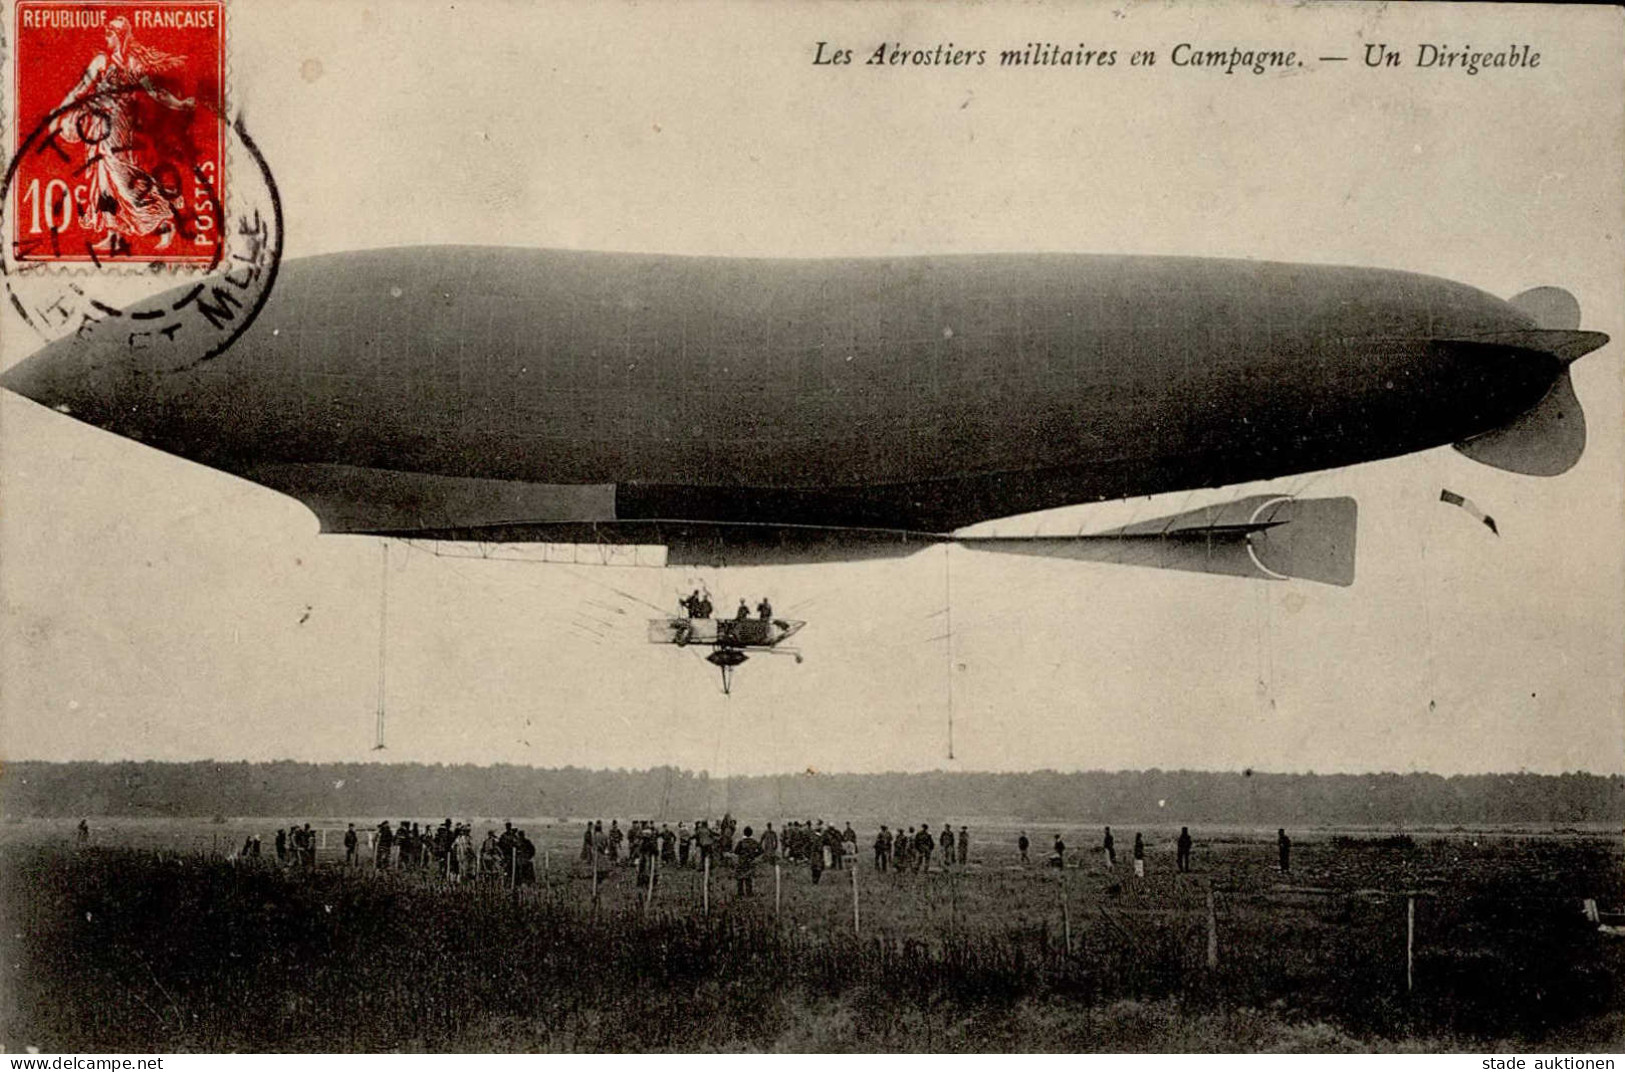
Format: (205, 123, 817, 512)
(2, 760, 1620, 825)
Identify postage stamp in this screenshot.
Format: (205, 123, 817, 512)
(10, 0, 225, 266)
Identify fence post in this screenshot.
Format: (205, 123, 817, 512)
(1061, 879, 1072, 955)
(851, 861, 861, 937)
(1406, 895, 1415, 993)
(1205, 888, 1219, 969)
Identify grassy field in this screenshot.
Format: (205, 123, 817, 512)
(1, 817, 1621, 1052)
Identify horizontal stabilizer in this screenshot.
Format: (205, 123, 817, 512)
(956, 495, 1357, 586)
(1450, 329, 1609, 367)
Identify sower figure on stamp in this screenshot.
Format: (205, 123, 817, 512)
(48, 17, 196, 254)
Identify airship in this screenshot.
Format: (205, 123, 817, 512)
(1, 248, 1608, 585)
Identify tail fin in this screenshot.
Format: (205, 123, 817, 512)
(1452, 286, 1606, 477)
(1454, 368, 1587, 476)
(1509, 286, 1582, 331)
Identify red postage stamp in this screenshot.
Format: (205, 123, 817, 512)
(10, 0, 225, 266)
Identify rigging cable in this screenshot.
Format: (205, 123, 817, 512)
(374, 540, 388, 751)
(943, 542, 956, 761)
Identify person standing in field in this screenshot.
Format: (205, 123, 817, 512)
(874, 826, 890, 871)
(894, 827, 910, 873)
(344, 824, 358, 866)
(1018, 831, 1030, 865)
(914, 824, 935, 872)
(1050, 834, 1066, 868)
(733, 826, 762, 896)
(1277, 828, 1291, 873)
(760, 822, 778, 863)
(678, 822, 691, 868)
(457, 826, 477, 883)
(1103, 826, 1116, 869)
(636, 826, 658, 889)
(809, 827, 825, 884)
(76, 819, 90, 845)
(1176, 827, 1193, 873)
(580, 822, 594, 862)
(516, 830, 537, 886)
(608, 820, 623, 863)
(1132, 832, 1145, 878)
(822, 822, 843, 873)
(375, 821, 393, 870)
(957, 826, 969, 868)
(696, 821, 714, 870)
(842, 823, 858, 869)
(481, 831, 502, 877)
(939, 824, 955, 866)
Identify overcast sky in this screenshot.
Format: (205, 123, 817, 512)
(3, 0, 1621, 776)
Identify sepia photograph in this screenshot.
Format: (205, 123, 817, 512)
(1, 0, 1621, 1056)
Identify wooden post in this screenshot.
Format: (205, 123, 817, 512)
(1406, 895, 1415, 993)
(1205, 889, 1219, 969)
(703, 854, 710, 917)
(851, 860, 861, 937)
(1061, 880, 1072, 955)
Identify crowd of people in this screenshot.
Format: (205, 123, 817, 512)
(365, 819, 540, 883)
(213, 817, 1295, 886)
